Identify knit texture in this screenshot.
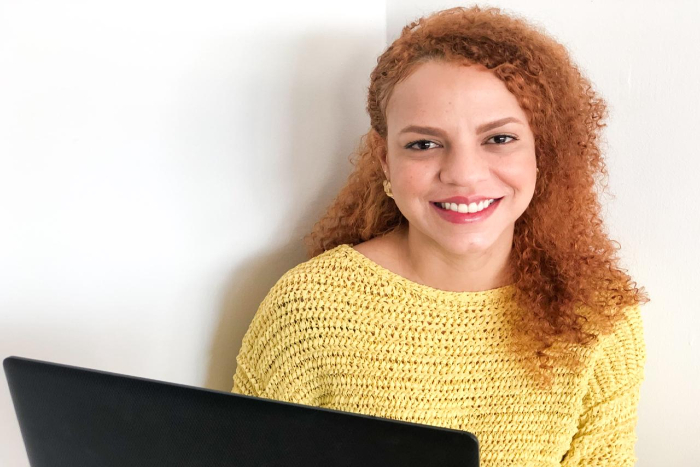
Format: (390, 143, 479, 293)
(232, 244, 646, 466)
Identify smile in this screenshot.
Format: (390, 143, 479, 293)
(434, 199, 497, 213)
(431, 198, 503, 224)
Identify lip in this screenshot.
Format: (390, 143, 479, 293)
(431, 198, 501, 224)
(433, 195, 502, 205)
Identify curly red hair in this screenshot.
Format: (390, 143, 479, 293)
(304, 6, 648, 383)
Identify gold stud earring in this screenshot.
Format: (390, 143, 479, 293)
(383, 179, 394, 199)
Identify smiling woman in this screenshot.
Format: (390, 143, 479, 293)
(232, 6, 648, 467)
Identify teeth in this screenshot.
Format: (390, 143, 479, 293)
(438, 199, 495, 213)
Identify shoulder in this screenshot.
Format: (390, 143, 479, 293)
(245, 240, 405, 343)
(247, 244, 360, 326)
(597, 304, 646, 364)
(271, 244, 357, 296)
(586, 303, 647, 405)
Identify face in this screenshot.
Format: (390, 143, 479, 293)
(382, 60, 537, 258)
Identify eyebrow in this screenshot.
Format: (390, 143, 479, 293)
(398, 117, 524, 137)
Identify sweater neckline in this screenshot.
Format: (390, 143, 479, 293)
(336, 244, 518, 304)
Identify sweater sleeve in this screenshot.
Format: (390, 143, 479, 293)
(231, 353, 262, 397)
(230, 270, 311, 402)
(560, 304, 646, 466)
(230, 290, 272, 398)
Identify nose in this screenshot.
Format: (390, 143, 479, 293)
(438, 142, 490, 186)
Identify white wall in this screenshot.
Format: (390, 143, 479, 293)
(0, 1, 385, 465)
(387, 1, 699, 466)
(2, 1, 697, 466)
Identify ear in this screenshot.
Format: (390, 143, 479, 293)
(370, 128, 390, 177)
(380, 154, 389, 177)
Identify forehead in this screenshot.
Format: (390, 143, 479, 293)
(386, 61, 526, 130)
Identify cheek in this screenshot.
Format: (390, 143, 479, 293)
(394, 163, 435, 192)
(497, 156, 537, 193)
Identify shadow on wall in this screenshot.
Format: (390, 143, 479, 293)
(203, 30, 382, 392)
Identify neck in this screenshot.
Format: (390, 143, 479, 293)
(393, 225, 514, 293)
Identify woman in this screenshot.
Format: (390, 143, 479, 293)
(232, 6, 648, 466)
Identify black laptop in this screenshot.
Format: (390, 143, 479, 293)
(4, 356, 479, 466)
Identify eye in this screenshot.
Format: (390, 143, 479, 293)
(486, 134, 518, 145)
(405, 139, 440, 151)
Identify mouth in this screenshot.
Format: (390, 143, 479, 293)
(431, 197, 504, 214)
(430, 197, 503, 224)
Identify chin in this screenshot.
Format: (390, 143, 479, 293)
(435, 237, 496, 256)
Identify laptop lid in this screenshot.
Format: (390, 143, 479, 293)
(4, 356, 479, 467)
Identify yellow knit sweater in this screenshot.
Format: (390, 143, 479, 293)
(232, 244, 646, 466)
